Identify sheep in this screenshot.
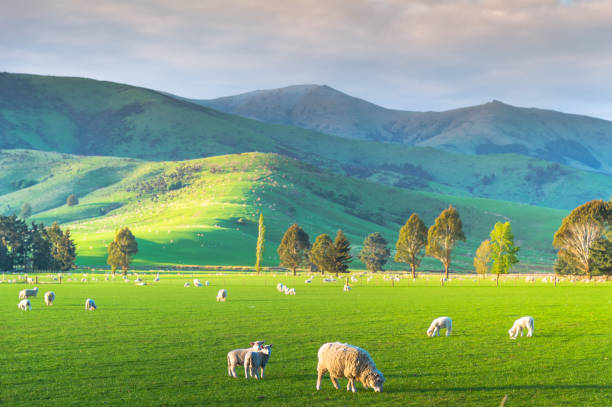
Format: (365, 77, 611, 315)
(286, 288, 296, 295)
(305, 278, 313, 284)
(81, 278, 87, 283)
(316, 342, 385, 393)
(44, 291, 55, 306)
(277, 283, 286, 292)
(19, 287, 39, 299)
(217, 288, 227, 302)
(184, 282, 190, 287)
(194, 279, 203, 287)
(323, 278, 336, 283)
(245, 344, 273, 379)
(18, 299, 32, 311)
(205, 281, 209, 286)
(427, 316, 452, 337)
(350, 275, 358, 283)
(508, 316, 534, 339)
(154, 273, 160, 282)
(85, 298, 97, 311)
(343, 283, 351, 291)
(136, 281, 147, 286)
(227, 341, 265, 377)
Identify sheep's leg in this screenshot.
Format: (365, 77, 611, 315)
(331, 376, 339, 389)
(434, 327, 440, 336)
(245, 363, 250, 379)
(520, 328, 524, 337)
(446, 327, 451, 336)
(316, 366, 326, 390)
(260, 366, 265, 379)
(254, 366, 260, 380)
(347, 380, 351, 391)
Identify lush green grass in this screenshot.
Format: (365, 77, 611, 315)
(1, 273, 610, 406)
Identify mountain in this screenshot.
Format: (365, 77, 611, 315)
(1, 73, 610, 210)
(195, 85, 612, 174)
(1, 150, 566, 270)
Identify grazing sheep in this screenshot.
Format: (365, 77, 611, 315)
(81, 278, 87, 283)
(525, 276, 535, 283)
(245, 344, 273, 379)
(18, 299, 32, 311)
(44, 291, 55, 306)
(277, 283, 286, 292)
(427, 316, 452, 337)
(217, 289, 227, 302)
(323, 278, 336, 283)
(205, 281, 209, 286)
(350, 275, 358, 283)
(227, 341, 265, 377)
(316, 342, 385, 393)
(136, 281, 147, 286)
(287, 288, 296, 295)
(19, 287, 39, 299)
(305, 278, 313, 284)
(184, 282, 190, 287)
(343, 284, 351, 291)
(194, 279, 203, 287)
(508, 316, 534, 339)
(85, 298, 97, 311)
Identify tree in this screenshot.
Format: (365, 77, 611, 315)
(46, 222, 76, 271)
(107, 227, 139, 276)
(359, 232, 390, 272)
(0, 239, 12, 271)
(426, 206, 466, 279)
(277, 224, 310, 275)
(553, 200, 611, 279)
(333, 230, 352, 277)
(489, 222, 520, 286)
(0, 214, 30, 270)
(311, 234, 336, 275)
(255, 213, 265, 275)
(30, 222, 53, 271)
(591, 231, 612, 276)
(19, 202, 32, 220)
(66, 194, 79, 206)
(394, 213, 427, 278)
(473, 239, 492, 279)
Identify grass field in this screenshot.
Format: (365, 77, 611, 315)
(2, 272, 610, 406)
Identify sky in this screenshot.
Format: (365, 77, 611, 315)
(2, 0, 612, 119)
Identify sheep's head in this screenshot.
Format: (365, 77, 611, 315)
(250, 341, 265, 350)
(508, 328, 516, 338)
(261, 344, 272, 355)
(426, 327, 435, 337)
(364, 370, 385, 392)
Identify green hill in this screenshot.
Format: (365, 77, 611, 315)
(2, 150, 565, 271)
(0, 73, 609, 210)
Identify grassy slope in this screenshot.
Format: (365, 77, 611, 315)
(1, 73, 610, 210)
(2, 150, 565, 270)
(1, 275, 610, 406)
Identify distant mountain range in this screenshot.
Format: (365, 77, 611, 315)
(195, 84, 612, 174)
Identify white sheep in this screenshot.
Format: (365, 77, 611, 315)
(19, 287, 39, 299)
(194, 279, 203, 287)
(217, 288, 227, 302)
(205, 281, 209, 286)
(343, 284, 351, 291)
(227, 341, 264, 377)
(18, 299, 31, 311)
(184, 282, 190, 287)
(316, 342, 385, 393)
(350, 275, 358, 283)
(427, 316, 452, 337)
(44, 291, 55, 306)
(85, 298, 97, 311)
(81, 278, 87, 283)
(277, 283, 286, 292)
(305, 278, 313, 284)
(154, 273, 160, 282)
(287, 288, 296, 295)
(508, 316, 534, 339)
(245, 344, 273, 379)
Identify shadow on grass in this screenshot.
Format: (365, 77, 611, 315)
(409, 384, 611, 392)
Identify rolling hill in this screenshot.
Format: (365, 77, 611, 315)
(1, 150, 566, 271)
(195, 84, 612, 174)
(0, 73, 610, 210)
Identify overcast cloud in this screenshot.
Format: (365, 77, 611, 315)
(2, 0, 612, 119)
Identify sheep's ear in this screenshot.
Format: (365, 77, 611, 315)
(268, 344, 272, 348)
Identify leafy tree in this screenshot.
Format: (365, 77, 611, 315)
(553, 200, 611, 279)
(277, 224, 310, 275)
(30, 222, 53, 271)
(0, 239, 12, 270)
(489, 222, 520, 286)
(473, 239, 492, 278)
(46, 222, 76, 271)
(66, 194, 79, 206)
(359, 232, 390, 272)
(394, 213, 427, 278)
(0, 214, 30, 270)
(311, 234, 336, 274)
(426, 206, 466, 279)
(20, 202, 32, 220)
(333, 230, 352, 277)
(255, 213, 265, 275)
(591, 231, 612, 276)
(107, 227, 139, 276)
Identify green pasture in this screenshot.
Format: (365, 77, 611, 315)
(2, 272, 610, 406)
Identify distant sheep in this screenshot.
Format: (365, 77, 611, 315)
(343, 284, 351, 291)
(184, 282, 190, 287)
(525, 276, 535, 283)
(217, 289, 227, 302)
(305, 278, 313, 284)
(85, 298, 97, 311)
(508, 316, 534, 339)
(277, 283, 286, 292)
(205, 281, 209, 286)
(323, 278, 336, 283)
(19, 287, 38, 299)
(316, 342, 385, 393)
(227, 341, 265, 377)
(194, 279, 203, 287)
(427, 317, 452, 337)
(18, 299, 31, 311)
(350, 275, 358, 283)
(154, 273, 160, 282)
(245, 344, 273, 379)
(81, 278, 87, 283)
(44, 291, 55, 306)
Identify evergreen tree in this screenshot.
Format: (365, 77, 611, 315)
(359, 232, 390, 272)
(47, 222, 76, 271)
(591, 232, 612, 276)
(311, 234, 336, 275)
(394, 213, 427, 278)
(255, 213, 265, 275)
(107, 227, 139, 276)
(426, 206, 465, 279)
(333, 230, 352, 277)
(0, 239, 12, 270)
(0, 214, 30, 270)
(277, 224, 310, 275)
(20, 202, 32, 220)
(66, 194, 79, 206)
(30, 222, 53, 271)
(474, 239, 492, 278)
(489, 222, 520, 286)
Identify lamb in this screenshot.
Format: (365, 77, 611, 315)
(205, 281, 209, 286)
(227, 341, 265, 377)
(305, 278, 313, 284)
(343, 283, 351, 291)
(18, 299, 32, 311)
(44, 291, 55, 306)
(508, 316, 534, 339)
(427, 316, 452, 337)
(217, 288, 227, 302)
(19, 287, 39, 299)
(184, 282, 190, 287)
(81, 278, 87, 283)
(244, 344, 273, 379)
(277, 283, 286, 292)
(316, 342, 385, 393)
(85, 298, 97, 311)
(287, 288, 296, 295)
(350, 275, 358, 283)
(194, 279, 203, 287)
(154, 273, 160, 282)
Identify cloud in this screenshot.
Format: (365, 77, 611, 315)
(2, 0, 612, 119)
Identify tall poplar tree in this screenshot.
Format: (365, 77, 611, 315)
(395, 213, 427, 278)
(489, 222, 519, 286)
(426, 206, 465, 279)
(255, 213, 265, 275)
